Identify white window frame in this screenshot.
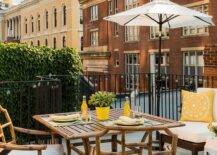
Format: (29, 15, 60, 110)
(182, 4, 209, 36)
(114, 0, 118, 13)
(124, 0, 139, 42)
(125, 0, 139, 10)
(90, 5, 98, 21)
(125, 26, 139, 42)
(108, 1, 113, 15)
(150, 27, 169, 39)
(114, 23, 119, 36)
(90, 30, 98, 46)
(154, 53, 170, 74)
(125, 53, 140, 90)
(183, 51, 204, 76)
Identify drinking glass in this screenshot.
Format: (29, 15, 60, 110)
(134, 105, 143, 118)
(87, 109, 92, 122)
(82, 109, 92, 123)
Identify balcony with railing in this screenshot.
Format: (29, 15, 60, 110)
(1, 73, 217, 154)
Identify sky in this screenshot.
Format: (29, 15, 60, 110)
(13, 0, 21, 4)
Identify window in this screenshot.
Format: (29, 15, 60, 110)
(53, 37, 56, 49)
(125, 0, 139, 42)
(154, 53, 169, 74)
(37, 15, 41, 31)
(90, 30, 98, 46)
(31, 16, 34, 32)
(80, 8, 83, 24)
(114, 0, 118, 13)
(45, 10, 49, 29)
(125, 53, 140, 90)
(183, 4, 209, 36)
(7, 20, 12, 37)
(7, 20, 9, 29)
(90, 5, 98, 21)
(53, 8, 57, 27)
(125, 26, 139, 42)
(150, 27, 169, 39)
(45, 38, 48, 46)
(183, 51, 204, 76)
(37, 40, 40, 46)
(62, 36, 66, 47)
(62, 5, 67, 26)
(114, 51, 119, 67)
(114, 23, 119, 36)
(108, 1, 113, 15)
(25, 18, 28, 34)
(125, 0, 139, 10)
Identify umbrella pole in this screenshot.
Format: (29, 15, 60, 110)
(156, 14, 163, 116)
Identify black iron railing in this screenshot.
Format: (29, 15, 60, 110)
(0, 73, 216, 143)
(80, 73, 216, 120)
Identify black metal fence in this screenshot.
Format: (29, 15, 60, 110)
(80, 73, 216, 120)
(0, 73, 216, 143)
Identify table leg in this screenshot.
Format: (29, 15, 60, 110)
(148, 131, 153, 155)
(82, 138, 90, 155)
(121, 131, 126, 155)
(51, 133, 56, 144)
(66, 139, 71, 155)
(95, 136, 101, 155)
(137, 132, 149, 155)
(111, 135, 118, 152)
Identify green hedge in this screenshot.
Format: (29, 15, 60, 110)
(0, 43, 82, 81)
(0, 43, 82, 143)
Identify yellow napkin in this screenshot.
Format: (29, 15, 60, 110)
(49, 113, 80, 122)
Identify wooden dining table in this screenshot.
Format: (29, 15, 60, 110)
(33, 109, 184, 155)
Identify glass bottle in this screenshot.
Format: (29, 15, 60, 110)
(123, 96, 131, 117)
(81, 96, 88, 121)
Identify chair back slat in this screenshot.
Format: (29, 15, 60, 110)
(1, 122, 12, 129)
(0, 125, 6, 143)
(0, 106, 16, 144)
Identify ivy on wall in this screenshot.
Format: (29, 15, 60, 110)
(0, 43, 82, 81)
(0, 43, 82, 143)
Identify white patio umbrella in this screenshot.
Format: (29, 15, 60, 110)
(104, 0, 214, 116)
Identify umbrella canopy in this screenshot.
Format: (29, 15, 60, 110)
(104, 0, 214, 28)
(104, 0, 215, 116)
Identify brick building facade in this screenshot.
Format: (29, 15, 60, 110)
(79, 0, 217, 79)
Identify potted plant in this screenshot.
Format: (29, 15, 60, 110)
(89, 91, 116, 121)
(210, 122, 217, 138)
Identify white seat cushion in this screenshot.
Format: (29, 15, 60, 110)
(197, 88, 217, 121)
(8, 144, 64, 155)
(160, 122, 212, 143)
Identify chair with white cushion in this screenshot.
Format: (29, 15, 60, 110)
(0, 106, 64, 155)
(159, 88, 217, 155)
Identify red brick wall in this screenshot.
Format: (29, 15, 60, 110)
(83, 1, 109, 48)
(204, 45, 217, 87)
(82, 0, 217, 76)
(204, 46, 217, 75)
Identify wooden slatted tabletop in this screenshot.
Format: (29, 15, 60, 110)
(33, 109, 183, 140)
(33, 109, 123, 140)
(33, 109, 184, 155)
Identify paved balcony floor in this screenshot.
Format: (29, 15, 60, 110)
(62, 132, 204, 155)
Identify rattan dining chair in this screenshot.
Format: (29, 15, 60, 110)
(0, 105, 63, 155)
